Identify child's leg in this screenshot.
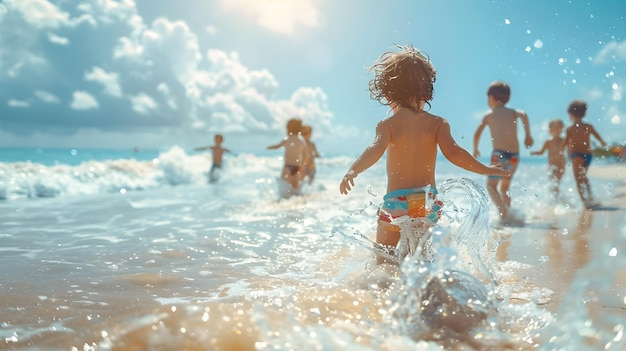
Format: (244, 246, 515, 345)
(487, 178, 508, 219)
(288, 174, 300, 190)
(572, 158, 593, 206)
(376, 223, 400, 264)
(551, 165, 565, 196)
(499, 161, 519, 207)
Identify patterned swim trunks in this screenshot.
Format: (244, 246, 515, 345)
(377, 186, 443, 228)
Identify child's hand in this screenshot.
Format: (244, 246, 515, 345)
(524, 136, 534, 148)
(490, 165, 511, 178)
(340, 170, 357, 195)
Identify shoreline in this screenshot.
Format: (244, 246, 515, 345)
(496, 162, 626, 318)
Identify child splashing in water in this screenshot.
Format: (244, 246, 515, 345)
(531, 119, 566, 197)
(563, 100, 607, 209)
(339, 45, 509, 264)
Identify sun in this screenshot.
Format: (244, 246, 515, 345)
(218, 0, 320, 36)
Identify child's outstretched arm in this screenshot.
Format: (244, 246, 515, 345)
(531, 141, 549, 155)
(267, 140, 285, 150)
(340, 121, 389, 195)
(439, 119, 510, 177)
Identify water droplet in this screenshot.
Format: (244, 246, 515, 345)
(609, 247, 617, 257)
(504, 18, 511, 25)
(561, 228, 569, 235)
(538, 255, 549, 263)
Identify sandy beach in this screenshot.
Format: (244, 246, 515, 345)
(496, 163, 626, 322)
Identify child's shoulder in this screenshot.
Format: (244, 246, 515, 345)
(385, 110, 445, 124)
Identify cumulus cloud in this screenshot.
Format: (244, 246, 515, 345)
(0, 0, 334, 149)
(5, 0, 70, 29)
(70, 91, 99, 110)
(85, 66, 122, 97)
(131, 93, 158, 114)
(157, 82, 178, 110)
(114, 17, 201, 85)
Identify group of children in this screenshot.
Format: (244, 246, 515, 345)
(339, 44, 607, 263)
(267, 119, 320, 193)
(196, 119, 320, 193)
(196, 44, 608, 264)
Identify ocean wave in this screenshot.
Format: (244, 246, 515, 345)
(0, 146, 288, 201)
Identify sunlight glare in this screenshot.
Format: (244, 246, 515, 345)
(218, 0, 320, 36)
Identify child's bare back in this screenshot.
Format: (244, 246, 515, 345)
(380, 108, 449, 191)
(339, 45, 509, 263)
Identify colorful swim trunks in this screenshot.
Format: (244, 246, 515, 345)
(378, 186, 443, 227)
(489, 149, 519, 179)
(570, 151, 593, 167)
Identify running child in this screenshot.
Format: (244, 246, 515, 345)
(563, 100, 607, 209)
(473, 81, 533, 226)
(339, 45, 510, 264)
(194, 133, 231, 183)
(301, 125, 320, 185)
(531, 119, 566, 196)
(267, 118, 309, 193)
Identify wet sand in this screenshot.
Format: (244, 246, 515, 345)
(495, 163, 626, 320)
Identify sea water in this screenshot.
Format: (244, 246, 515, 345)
(0, 147, 624, 350)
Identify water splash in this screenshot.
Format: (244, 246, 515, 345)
(386, 178, 505, 347)
(335, 178, 505, 346)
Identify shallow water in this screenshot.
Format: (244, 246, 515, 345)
(1, 147, 624, 350)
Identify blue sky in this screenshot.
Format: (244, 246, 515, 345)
(1, 0, 625, 157)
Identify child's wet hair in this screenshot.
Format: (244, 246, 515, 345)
(301, 125, 312, 136)
(567, 100, 587, 118)
(286, 118, 303, 135)
(214, 134, 224, 142)
(368, 44, 436, 110)
(549, 119, 564, 129)
(487, 81, 511, 104)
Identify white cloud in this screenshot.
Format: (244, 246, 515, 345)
(5, 0, 70, 29)
(77, 0, 138, 26)
(70, 90, 99, 110)
(218, 0, 321, 36)
(85, 66, 122, 97)
(131, 93, 157, 114)
(8, 99, 29, 108)
(277, 87, 334, 135)
(157, 82, 178, 110)
(0, 1, 336, 151)
(34, 90, 60, 103)
(143, 18, 202, 83)
(47, 31, 69, 45)
(114, 17, 201, 85)
(594, 40, 626, 64)
(113, 36, 144, 60)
